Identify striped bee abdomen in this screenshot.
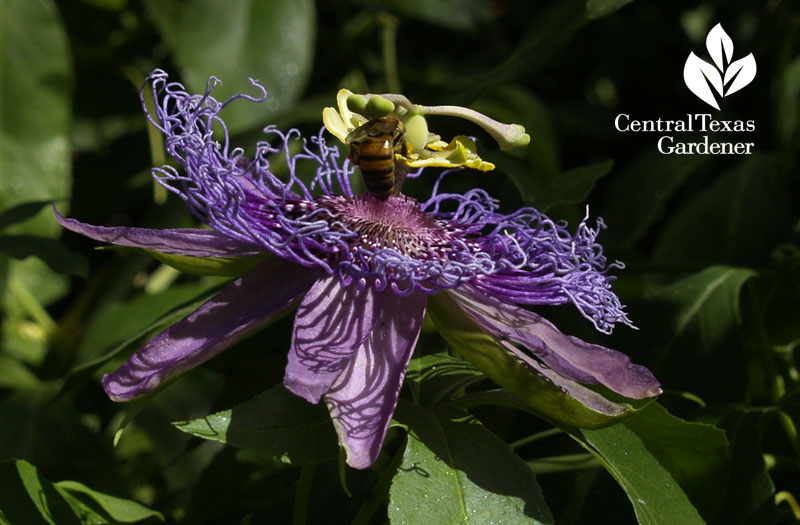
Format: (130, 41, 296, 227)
(346, 117, 408, 201)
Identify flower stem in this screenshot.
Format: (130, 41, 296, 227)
(122, 65, 168, 204)
(510, 428, 563, 450)
(366, 93, 530, 150)
(293, 463, 316, 525)
(379, 12, 401, 94)
(144, 264, 180, 295)
(527, 453, 602, 475)
(776, 491, 800, 521)
(419, 104, 530, 149)
(351, 440, 405, 525)
(8, 277, 57, 335)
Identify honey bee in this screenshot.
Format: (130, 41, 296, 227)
(346, 116, 410, 200)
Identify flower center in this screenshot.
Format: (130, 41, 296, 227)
(320, 194, 459, 259)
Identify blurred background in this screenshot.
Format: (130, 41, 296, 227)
(1, 0, 798, 523)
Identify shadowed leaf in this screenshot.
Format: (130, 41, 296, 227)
(173, 385, 338, 465)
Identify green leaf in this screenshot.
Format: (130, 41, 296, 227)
(405, 352, 484, 407)
(120, 369, 225, 484)
(526, 453, 601, 475)
(0, 386, 110, 469)
(55, 481, 164, 523)
(0, 0, 72, 233)
(0, 200, 56, 231)
(173, 385, 338, 465)
(0, 459, 83, 525)
(575, 403, 729, 524)
(780, 388, 800, 435)
(487, 156, 611, 211)
(76, 280, 223, 364)
(427, 292, 639, 428)
(62, 281, 225, 394)
(145, 0, 316, 133)
(450, 0, 586, 103)
(80, 0, 128, 11)
(534, 159, 613, 211)
(654, 155, 791, 267)
(776, 55, 800, 147)
(147, 250, 267, 277)
(711, 408, 777, 523)
(472, 85, 561, 183)
(0, 0, 73, 311)
(585, 0, 635, 20)
(361, 0, 493, 32)
(601, 151, 708, 247)
(0, 459, 161, 524)
(637, 266, 756, 402)
(390, 402, 554, 524)
(0, 235, 88, 277)
(0, 354, 41, 390)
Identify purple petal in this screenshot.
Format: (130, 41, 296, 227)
(284, 277, 382, 404)
(55, 208, 264, 257)
(103, 258, 317, 401)
(325, 290, 427, 469)
(449, 285, 661, 399)
(495, 337, 632, 416)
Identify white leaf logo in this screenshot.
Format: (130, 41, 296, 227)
(683, 23, 757, 110)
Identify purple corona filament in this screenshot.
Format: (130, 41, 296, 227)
(143, 70, 630, 332)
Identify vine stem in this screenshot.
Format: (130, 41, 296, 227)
(293, 463, 316, 525)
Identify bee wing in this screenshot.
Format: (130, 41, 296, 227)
(370, 117, 402, 135)
(346, 117, 403, 143)
(345, 123, 371, 144)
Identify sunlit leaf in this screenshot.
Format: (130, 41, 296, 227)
(390, 402, 554, 524)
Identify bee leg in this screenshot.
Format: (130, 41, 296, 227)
(392, 163, 409, 196)
(347, 146, 360, 165)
